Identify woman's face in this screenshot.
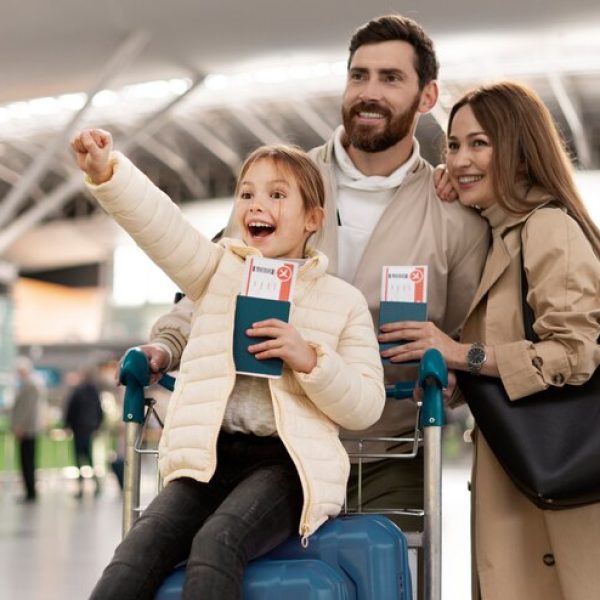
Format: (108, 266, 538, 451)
(446, 104, 495, 209)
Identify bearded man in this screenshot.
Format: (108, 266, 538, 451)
(141, 13, 488, 536)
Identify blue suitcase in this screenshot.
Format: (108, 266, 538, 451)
(264, 515, 411, 600)
(155, 558, 351, 600)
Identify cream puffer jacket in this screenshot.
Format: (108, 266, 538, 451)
(87, 152, 386, 539)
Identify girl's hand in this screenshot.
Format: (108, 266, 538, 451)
(114, 344, 171, 386)
(379, 320, 464, 368)
(433, 164, 458, 202)
(247, 319, 317, 374)
(71, 128, 114, 184)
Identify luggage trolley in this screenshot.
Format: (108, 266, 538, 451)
(119, 347, 447, 600)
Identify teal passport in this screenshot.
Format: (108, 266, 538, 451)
(233, 295, 291, 378)
(379, 300, 428, 363)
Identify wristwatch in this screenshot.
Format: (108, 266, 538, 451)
(466, 342, 487, 375)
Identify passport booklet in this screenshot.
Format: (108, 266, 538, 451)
(379, 266, 428, 362)
(233, 257, 298, 378)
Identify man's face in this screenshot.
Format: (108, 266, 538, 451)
(342, 40, 424, 153)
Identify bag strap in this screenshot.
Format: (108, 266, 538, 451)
(519, 228, 540, 343)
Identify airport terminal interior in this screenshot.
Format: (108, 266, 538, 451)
(2, 1, 600, 598)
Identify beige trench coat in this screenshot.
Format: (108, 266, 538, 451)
(460, 194, 600, 600)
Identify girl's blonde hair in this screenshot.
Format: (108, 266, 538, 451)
(235, 145, 325, 212)
(448, 81, 600, 256)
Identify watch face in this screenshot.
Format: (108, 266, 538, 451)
(469, 346, 486, 365)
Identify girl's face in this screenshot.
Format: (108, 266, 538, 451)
(234, 158, 323, 259)
(446, 104, 495, 210)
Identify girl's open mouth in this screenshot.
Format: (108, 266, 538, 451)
(248, 221, 276, 238)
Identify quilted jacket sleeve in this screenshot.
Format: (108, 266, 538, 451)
(85, 152, 223, 301)
(294, 288, 385, 431)
(148, 295, 194, 370)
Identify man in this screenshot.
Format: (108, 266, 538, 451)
(137, 15, 488, 527)
(64, 368, 104, 498)
(11, 357, 46, 503)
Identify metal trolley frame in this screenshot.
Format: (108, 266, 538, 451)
(119, 347, 447, 600)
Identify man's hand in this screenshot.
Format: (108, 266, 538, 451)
(378, 320, 464, 369)
(71, 128, 114, 184)
(412, 369, 457, 405)
(433, 164, 458, 202)
(115, 344, 171, 385)
(247, 319, 317, 374)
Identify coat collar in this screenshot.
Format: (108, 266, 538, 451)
(465, 186, 555, 316)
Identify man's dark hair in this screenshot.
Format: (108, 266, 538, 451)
(347, 14, 439, 89)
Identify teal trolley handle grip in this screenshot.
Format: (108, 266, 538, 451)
(120, 348, 151, 424)
(418, 348, 448, 428)
(120, 348, 177, 423)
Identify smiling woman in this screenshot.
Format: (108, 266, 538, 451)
(397, 81, 600, 600)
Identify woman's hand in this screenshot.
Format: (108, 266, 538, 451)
(379, 320, 465, 369)
(433, 164, 458, 202)
(247, 319, 317, 374)
(71, 128, 114, 184)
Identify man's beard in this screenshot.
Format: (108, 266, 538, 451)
(342, 95, 420, 153)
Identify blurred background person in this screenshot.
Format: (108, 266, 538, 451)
(10, 356, 46, 503)
(64, 367, 104, 498)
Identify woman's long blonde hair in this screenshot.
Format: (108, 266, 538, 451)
(448, 81, 600, 256)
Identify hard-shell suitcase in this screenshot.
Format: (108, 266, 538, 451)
(155, 559, 351, 600)
(264, 514, 411, 600)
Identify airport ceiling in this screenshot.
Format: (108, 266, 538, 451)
(2, 0, 600, 271)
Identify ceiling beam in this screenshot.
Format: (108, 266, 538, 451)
(547, 72, 596, 168)
(0, 74, 206, 257)
(177, 118, 241, 174)
(0, 163, 45, 201)
(229, 107, 283, 145)
(132, 130, 208, 197)
(0, 31, 150, 229)
(289, 99, 333, 141)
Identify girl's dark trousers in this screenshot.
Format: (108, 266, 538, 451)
(90, 432, 303, 600)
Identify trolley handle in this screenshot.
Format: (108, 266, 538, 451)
(120, 347, 175, 423)
(418, 348, 447, 429)
(385, 348, 447, 428)
(119, 346, 447, 425)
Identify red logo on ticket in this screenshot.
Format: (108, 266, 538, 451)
(276, 265, 293, 282)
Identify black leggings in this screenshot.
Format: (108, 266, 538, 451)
(90, 432, 303, 600)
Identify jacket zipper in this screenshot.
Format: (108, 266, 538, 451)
(269, 380, 312, 546)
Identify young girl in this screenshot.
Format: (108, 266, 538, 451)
(72, 129, 385, 600)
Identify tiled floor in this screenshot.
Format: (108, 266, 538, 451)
(0, 459, 471, 599)
(0, 472, 122, 600)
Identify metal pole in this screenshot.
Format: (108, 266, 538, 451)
(418, 348, 447, 600)
(122, 422, 141, 538)
(423, 426, 442, 600)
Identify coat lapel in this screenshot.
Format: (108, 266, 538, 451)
(465, 232, 513, 321)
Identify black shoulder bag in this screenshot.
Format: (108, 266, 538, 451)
(456, 237, 600, 509)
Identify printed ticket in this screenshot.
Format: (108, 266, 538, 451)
(241, 257, 298, 301)
(381, 266, 428, 302)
